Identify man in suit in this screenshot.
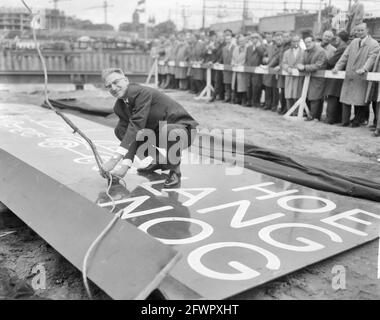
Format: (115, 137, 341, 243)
(101, 68, 199, 188)
(263, 32, 283, 111)
(324, 30, 349, 124)
(282, 34, 304, 112)
(221, 29, 236, 102)
(275, 32, 292, 114)
(245, 33, 265, 107)
(207, 31, 225, 102)
(365, 49, 380, 137)
(320, 30, 336, 60)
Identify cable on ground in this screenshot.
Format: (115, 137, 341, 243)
(21, 0, 128, 300)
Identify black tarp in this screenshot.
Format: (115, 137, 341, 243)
(197, 133, 380, 203)
(42, 99, 113, 117)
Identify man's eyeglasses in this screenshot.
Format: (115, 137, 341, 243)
(104, 78, 126, 90)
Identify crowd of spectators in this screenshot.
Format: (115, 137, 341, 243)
(151, 23, 380, 137)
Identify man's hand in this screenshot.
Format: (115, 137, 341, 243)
(296, 64, 305, 71)
(102, 153, 123, 172)
(110, 164, 130, 178)
(332, 68, 339, 74)
(356, 68, 366, 75)
(273, 66, 281, 72)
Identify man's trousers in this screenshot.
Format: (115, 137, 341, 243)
(342, 104, 368, 125)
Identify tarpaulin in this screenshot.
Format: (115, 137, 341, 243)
(198, 133, 380, 203)
(42, 98, 113, 116)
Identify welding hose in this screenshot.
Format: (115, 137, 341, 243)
(21, 0, 128, 300)
(82, 174, 126, 300)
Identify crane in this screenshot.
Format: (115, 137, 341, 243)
(84, 1, 114, 25)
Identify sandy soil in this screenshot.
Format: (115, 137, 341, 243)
(0, 87, 379, 300)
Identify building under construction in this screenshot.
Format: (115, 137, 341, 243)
(0, 7, 66, 31)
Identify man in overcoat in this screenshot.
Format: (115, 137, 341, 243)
(263, 32, 283, 111)
(174, 33, 191, 90)
(245, 33, 265, 107)
(221, 29, 236, 102)
(365, 49, 380, 137)
(297, 36, 327, 121)
(275, 32, 292, 114)
(231, 35, 248, 105)
(282, 35, 304, 112)
(333, 23, 380, 127)
(324, 30, 349, 124)
(207, 31, 225, 102)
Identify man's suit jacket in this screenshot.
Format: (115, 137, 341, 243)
(245, 44, 265, 85)
(114, 83, 199, 160)
(262, 43, 281, 88)
(324, 42, 347, 97)
(221, 43, 236, 84)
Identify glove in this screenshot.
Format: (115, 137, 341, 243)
(110, 164, 130, 178)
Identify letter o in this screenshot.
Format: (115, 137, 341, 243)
(277, 195, 336, 213)
(138, 217, 213, 245)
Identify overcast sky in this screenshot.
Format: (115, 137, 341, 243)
(1, 0, 380, 30)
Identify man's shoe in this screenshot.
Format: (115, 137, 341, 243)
(370, 126, 376, 131)
(351, 123, 360, 128)
(163, 171, 181, 188)
(373, 129, 380, 137)
(338, 122, 350, 127)
(137, 162, 167, 174)
(304, 116, 314, 121)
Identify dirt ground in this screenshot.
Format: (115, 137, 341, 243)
(0, 87, 379, 300)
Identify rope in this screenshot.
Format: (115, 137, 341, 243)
(82, 174, 126, 299)
(21, 0, 128, 300)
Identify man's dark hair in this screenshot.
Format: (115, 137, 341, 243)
(337, 30, 349, 43)
(223, 29, 233, 35)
